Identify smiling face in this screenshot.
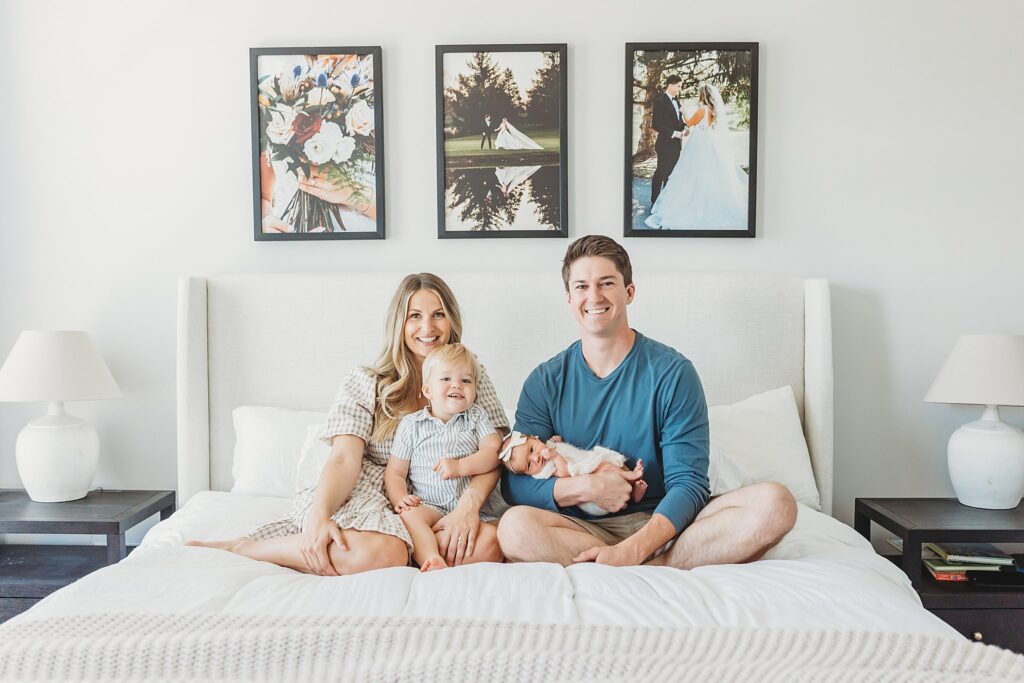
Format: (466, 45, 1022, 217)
(404, 289, 452, 361)
(504, 435, 549, 476)
(422, 359, 477, 418)
(566, 256, 635, 339)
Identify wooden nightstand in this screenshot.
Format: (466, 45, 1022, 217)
(854, 497, 1024, 653)
(0, 489, 175, 623)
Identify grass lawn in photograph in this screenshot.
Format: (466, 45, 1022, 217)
(444, 129, 560, 157)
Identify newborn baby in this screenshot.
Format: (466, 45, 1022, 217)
(499, 432, 647, 516)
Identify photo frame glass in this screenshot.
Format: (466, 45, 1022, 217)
(626, 43, 757, 238)
(437, 45, 568, 237)
(251, 47, 385, 240)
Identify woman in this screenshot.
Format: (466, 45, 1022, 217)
(495, 117, 543, 151)
(189, 274, 508, 574)
(645, 83, 749, 230)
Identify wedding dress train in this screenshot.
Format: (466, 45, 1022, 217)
(495, 122, 543, 150)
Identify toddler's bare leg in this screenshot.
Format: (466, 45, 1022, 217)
(399, 506, 447, 571)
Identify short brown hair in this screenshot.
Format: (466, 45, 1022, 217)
(561, 235, 633, 292)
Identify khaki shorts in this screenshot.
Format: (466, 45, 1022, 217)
(561, 511, 676, 559)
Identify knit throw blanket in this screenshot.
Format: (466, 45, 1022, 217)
(2, 614, 1023, 682)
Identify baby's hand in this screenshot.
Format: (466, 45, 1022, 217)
(433, 458, 462, 480)
(395, 495, 420, 513)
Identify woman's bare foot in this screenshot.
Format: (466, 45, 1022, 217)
(186, 537, 251, 553)
(419, 555, 448, 572)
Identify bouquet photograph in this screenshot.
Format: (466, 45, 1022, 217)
(251, 46, 385, 240)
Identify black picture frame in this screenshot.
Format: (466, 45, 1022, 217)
(624, 42, 758, 238)
(435, 43, 568, 238)
(250, 46, 385, 241)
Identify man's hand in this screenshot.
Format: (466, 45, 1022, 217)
(573, 540, 646, 567)
(433, 458, 463, 480)
(582, 469, 643, 513)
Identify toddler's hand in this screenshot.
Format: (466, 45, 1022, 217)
(395, 495, 420, 513)
(433, 458, 462, 480)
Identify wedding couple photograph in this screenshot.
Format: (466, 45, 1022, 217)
(436, 44, 567, 237)
(625, 43, 758, 237)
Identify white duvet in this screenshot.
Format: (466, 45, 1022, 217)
(10, 492, 956, 637)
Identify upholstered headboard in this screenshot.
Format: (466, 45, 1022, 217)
(177, 272, 834, 514)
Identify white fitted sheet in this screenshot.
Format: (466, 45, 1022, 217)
(12, 492, 956, 637)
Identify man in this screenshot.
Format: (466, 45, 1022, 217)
(650, 75, 687, 206)
(497, 235, 797, 568)
(481, 113, 494, 149)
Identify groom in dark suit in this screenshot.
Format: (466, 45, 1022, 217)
(481, 113, 494, 149)
(650, 75, 687, 206)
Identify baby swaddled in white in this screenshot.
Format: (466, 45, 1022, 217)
(498, 432, 647, 516)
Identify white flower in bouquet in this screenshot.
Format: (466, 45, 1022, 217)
(306, 87, 336, 107)
(332, 135, 357, 163)
(303, 121, 346, 165)
(345, 99, 374, 136)
(266, 104, 297, 145)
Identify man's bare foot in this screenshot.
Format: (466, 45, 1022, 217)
(419, 555, 448, 572)
(630, 459, 647, 502)
(186, 537, 250, 553)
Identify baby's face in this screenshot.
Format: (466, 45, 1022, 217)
(504, 435, 549, 475)
(423, 360, 476, 416)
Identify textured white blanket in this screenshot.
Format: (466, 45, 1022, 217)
(1, 614, 1022, 682)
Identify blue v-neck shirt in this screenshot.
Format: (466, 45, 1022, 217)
(503, 332, 710, 533)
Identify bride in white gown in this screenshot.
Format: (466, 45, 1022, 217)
(645, 83, 748, 230)
(495, 117, 543, 150)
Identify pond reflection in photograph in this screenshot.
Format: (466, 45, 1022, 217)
(444, 165, 560, 231)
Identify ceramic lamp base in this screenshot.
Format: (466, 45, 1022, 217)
(948, 406, 1024, 510)
(15, 402, 98, 503)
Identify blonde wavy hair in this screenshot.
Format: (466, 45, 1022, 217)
(369, 274, 463, 443)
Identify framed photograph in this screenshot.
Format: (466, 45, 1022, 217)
(250, 46, 384, 241)
(436, 44, 568, 238)
(624, 42, 758, 238)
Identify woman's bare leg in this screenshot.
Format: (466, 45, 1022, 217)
(188, 528, 408, 575)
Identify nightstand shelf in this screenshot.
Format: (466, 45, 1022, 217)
(856, 497, 1024, 653)
(0, 489, 174, 623)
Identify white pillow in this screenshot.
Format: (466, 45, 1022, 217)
(708, 385, 821, 510)
(231, 406, 327, 498)
(294, 423, 332, 493)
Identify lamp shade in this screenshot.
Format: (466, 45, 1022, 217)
(0, 331, 122, 402)
(924, 334, 1024, 406)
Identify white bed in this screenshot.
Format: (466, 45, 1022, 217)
(5, 271, 1017, 681)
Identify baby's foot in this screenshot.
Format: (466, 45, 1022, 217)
(419, 555, 448, 573)
(632, 478, 648, 503)
(630, 460, 647, 502)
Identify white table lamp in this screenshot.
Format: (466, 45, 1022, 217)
(924, 334, 1024, 509)
(0, 331, 122, 502)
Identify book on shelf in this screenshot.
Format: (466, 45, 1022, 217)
(924, 559, 970, 582)
(925, 543, 1014, 566)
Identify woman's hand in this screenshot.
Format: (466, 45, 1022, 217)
(432, 497, 483, 566)
(300, 514, 347, 576)
(394, 494, 420, 513)
(297, 167, 376, 219)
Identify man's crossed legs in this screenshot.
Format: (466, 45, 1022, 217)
(497, 481, 797, 568)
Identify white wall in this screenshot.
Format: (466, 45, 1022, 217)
(1, 0, 1023, 544)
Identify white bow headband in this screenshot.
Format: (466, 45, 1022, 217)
(498, 431, 527, 463)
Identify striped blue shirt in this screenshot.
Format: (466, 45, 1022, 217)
(391, 403, 497, 518)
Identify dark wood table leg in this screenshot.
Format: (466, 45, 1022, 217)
(106, 533, 126, 565)
(902, 532, 922, 589)
(854, 508, 870, 540)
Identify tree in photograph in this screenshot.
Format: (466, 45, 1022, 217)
(631, 50, 751, 162)
(446, 168, 520, 231)
(446, 53, 524, 134)
(525, 52, 560, 130)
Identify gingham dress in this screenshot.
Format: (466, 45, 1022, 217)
(249, 365, 509, 550)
